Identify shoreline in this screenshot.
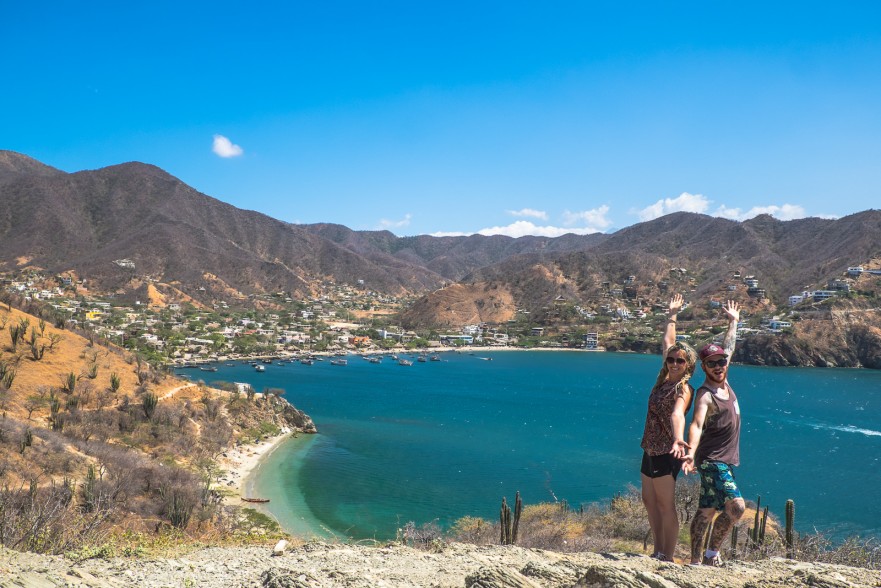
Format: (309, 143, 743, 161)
(218, 428, 293, 504)
(221, 429, 336, 539)
(172, 345, 606, 367)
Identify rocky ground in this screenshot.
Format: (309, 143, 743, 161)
(2, 541, 879, 588)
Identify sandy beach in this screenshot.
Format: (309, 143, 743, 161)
(217, 427, 294, 503)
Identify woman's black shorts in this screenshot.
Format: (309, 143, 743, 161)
(641, 451, 683, 480)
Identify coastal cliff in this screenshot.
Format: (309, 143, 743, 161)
(2, 542, 879, 587)
(734, 315, 881, 368)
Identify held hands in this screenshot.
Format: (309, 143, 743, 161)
(670, 438, 690, 459)
(668, 293, 684, 315)
(681, 454, 695, 475)
(723, 300, 741, 323)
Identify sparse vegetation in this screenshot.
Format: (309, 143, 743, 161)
(0, 304, 311, 556)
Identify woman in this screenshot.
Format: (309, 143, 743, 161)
(640, 293, 697, 562)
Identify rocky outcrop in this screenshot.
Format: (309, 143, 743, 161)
(280, 400, 318, 434)
(735, 321, 881, 369)
(1, 542, 878, 588)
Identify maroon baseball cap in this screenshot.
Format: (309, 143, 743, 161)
(699, 343, 728, 361)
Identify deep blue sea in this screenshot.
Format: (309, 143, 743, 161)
(181, 351, 881, 541)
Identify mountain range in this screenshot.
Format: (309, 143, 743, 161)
(2, 150, 880, 327)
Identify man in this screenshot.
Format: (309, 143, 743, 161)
(682, 300, 743, 567)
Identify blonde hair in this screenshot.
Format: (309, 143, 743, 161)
(653, 342, 698, 408)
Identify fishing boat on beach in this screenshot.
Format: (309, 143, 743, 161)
(241, 497, 270, 503)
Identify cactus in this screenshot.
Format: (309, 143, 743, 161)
(730, 525, 739, 559)
(500, 497, 511, 544)
(62, 372, 77, 394)
(109, 372, 121, 393)
(30, 343, 45, 360)
(9, 324, 22, 351)
(500, 492, 523, 545)
(51, 412, 65, 432)
(512, 491, 523, 544)
(87, 362, 98, 379)
(749, 495, 764, 546)
(785, 499, 795, 558)
(81, 465, 98, 512)
(759, 506, 769, 544)
(1, 368, 15, 390)
(48, 392, 60, 417)
(143, 391, 158, 419)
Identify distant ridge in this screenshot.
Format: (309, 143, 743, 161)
(1, 151, 880, 319)
(0, 150, 64, 183)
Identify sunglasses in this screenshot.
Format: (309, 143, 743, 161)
(704, 358, 728, 368)
(665, 356, 687, 365)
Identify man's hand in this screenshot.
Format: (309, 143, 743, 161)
(723, 300, 740, 323)
(681, 455, 695, 475)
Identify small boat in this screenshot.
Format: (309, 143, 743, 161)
(368, 357, 381, 364)
(430, 356, 441, 362)
(226, 363, 235, 366)
(300, 358, 314, 365)
(200, 366, 219, 372)
(254, 365, 265, 372)
(398, 359, 413, 366)
(241, 497, 270, 503)
(417, 356, 427, 363)
(330, 359, 348, 366)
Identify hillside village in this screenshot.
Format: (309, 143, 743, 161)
(3, 257, 879, 368)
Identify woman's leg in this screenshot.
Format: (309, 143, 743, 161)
(649, 474, 679, 559)
(641, 473, 662, 556)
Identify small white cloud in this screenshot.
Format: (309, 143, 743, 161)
(714, 205, 743, 220)
(506, 208, 548, 220)
(713, 203, 807, 221)
(636, 192, 710, 221)
(378, 214, 412, 230)
(562, 205, 612, 230)
(212, 134, 244, 158)
(430, 230, 472, 237)
(476, 220, 601, 238)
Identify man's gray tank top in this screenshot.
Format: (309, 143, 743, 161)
(695, 382, 741, 467)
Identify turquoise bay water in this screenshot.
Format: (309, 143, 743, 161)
(185, 352, 881, 541)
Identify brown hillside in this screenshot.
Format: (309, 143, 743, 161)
(402, 283, 517, 327)
(0, 305, 151, 420)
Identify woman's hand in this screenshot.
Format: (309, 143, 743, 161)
(669, 293, 684, 315)
(670, 438, 690, 459)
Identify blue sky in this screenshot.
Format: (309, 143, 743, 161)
(3, 2, 881, 237)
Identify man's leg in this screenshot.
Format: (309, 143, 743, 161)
(707, 497, 745, 552)
(689, 507, 715, 564)
(704, 462, 745, 558)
